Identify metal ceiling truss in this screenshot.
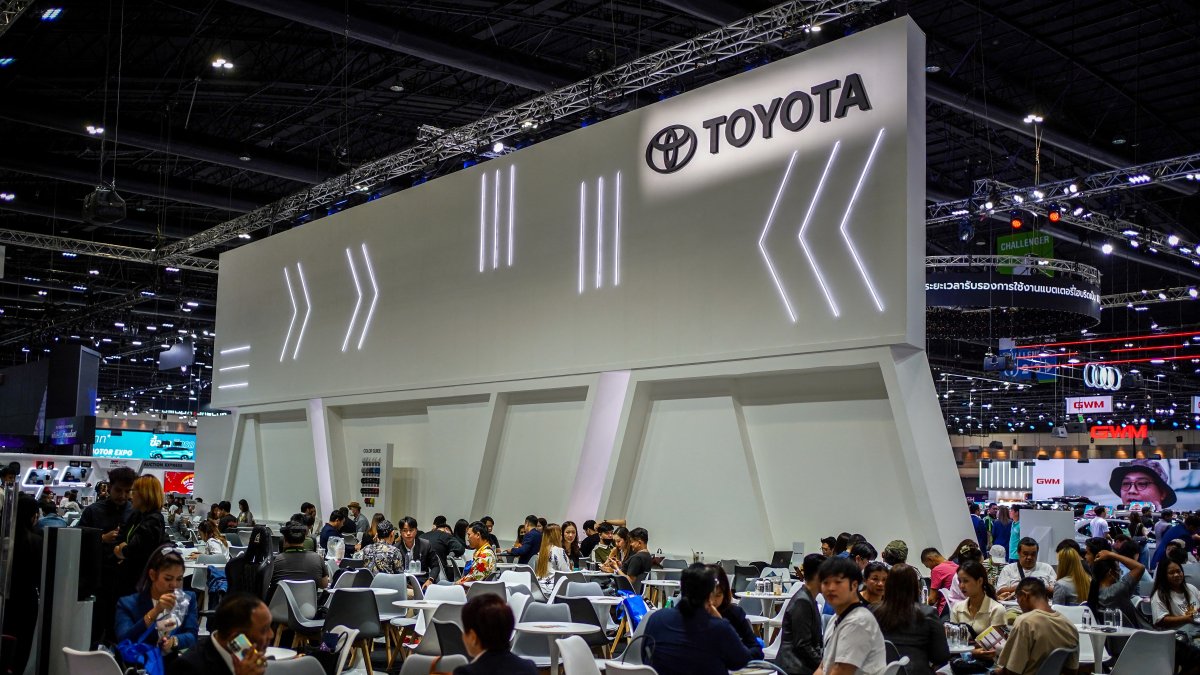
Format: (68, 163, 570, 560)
(0, 287, 152, 346)
(924, 254, 1101, 286)
(1102, 286, 1200, 309)
(0, 228, 219, 273)
(159, 0, 884, 258)
(0, 0, 33, 38)
(927, 151, 1200, 225)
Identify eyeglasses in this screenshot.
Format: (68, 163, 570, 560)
(1120, 480, 1155, 491)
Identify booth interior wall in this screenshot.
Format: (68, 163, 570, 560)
(256, 411, 318, 521)
(339, 413, 430, 522)
(195, 415, 236, 501)
(421, 401, 494, 527)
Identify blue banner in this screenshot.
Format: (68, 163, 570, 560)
(92, 429, 196, 461)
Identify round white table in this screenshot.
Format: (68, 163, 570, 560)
(265, 647, 297, 660)
(392, 598, 465, 635)
(1075, 624, 1137, 675)
(513, 621, 600, 675)
(948, 645, 975, 655)
(642, 579, 680, 607)
(328, 587, 399, 595)
(581, 570, 612, 577)
(184, 562, 225, 569)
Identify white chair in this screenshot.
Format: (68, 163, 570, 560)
(423, 584, 467, 603)
(879, 656, 911, 675)
(62, 648, 123, 675)
(557, 635, 602, 675)
(509, 592, 531, 623)
(604, 664, 657, 675)
(398, 654, 469, 675)
(329, 626, 359, 675)
(1109, 630, 1174, 675)
(762, 620, 783, 660)
(1051, 605, 1109, 665)
(264, 656, 326, 675)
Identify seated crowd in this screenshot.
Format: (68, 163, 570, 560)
(8, 470, 1200, 675)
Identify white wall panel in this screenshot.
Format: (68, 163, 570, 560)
(257, 412, 318, 520)
(227, 417, 263, 516)
(625, 396, 771, 561)
(421, 401, 493, 527)
(194, 414, 236, 501)
(487, 398, 588, 533)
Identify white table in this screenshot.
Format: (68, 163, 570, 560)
(948, 645, 975, 655)
(184, 562, 225, 569)
(513, 621, 600, 675)
(392, 598, 465, 635)
(1075, 624, 1137, 675)
(265, 647, 297, 660)
(328, 587, 399, 596)
(581, 570, 613, 577)
(642, 579, 679, 607)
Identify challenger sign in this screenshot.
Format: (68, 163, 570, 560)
(1065, 396, 1113, 414)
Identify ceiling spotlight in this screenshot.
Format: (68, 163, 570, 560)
(492, 142, 505, 153)
(1127, 174, 1151, 185)
(1159, 292, 1168, 300)
(0, 58, 13, 67)
(1168, 235, 1181, 247)
(164, 266, 180, 273)
(1072, 206, 1084, 216)
(1067, 183, 1078, 194)
(1009, 211, 1023, 229)
(1031, 190, 1045, 200)
(238, 155, 251, 162)
(0, 192, 14, 201)
(86, 125, 104, 135)
(212, 58, 234, 69)
(388, 81, 404, 92)
(1191, 288, 1199, 298)
(924, 65, 941, 73)
(1023, 114, 1044, 124)
(237, 233, 251, 239)
(1047, 210, 1061, 223)
(40, 7, 62, 20)
(1101, 243, 1114, 255)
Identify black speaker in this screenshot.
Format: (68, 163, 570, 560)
(46, 345, 99, 419)
(77, 526, 102, 601)
(82, 186, 126, 225)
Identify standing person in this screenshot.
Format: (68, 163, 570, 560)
(969, 504, 987, 552)
(457, 522, 497, 584)
(820, 538, 838, 558)
(166, 592, 274, 675)
(920, 547, 957, 616)
(237, 499, 255, 526)
(80, 466, 137, 644)
(814, 557, 887, 675)
(115, 546, 199, 656)
(561, 520, 582, 569)
(950, 561, 1006, 664)
(1052, 547, 1091, 606)
(996, 538, 1055, 600)
(710, 565, 764, 660)
(454, 594, 537, 675)
(347, 501, 368, 534)
(114, 475, 168, 598)
(1007, 505, 1022, 561)
(859, 562, 889, 608)
(996, 578, 1079, 675)
(1090, 506, 1110, 540)
(990, 507, 1012, 561)
(1086, 549, 1149, 629)
(872, 564, 949, 675)
(775, 553, 826, 675)
(642, 564, 754, 675)
(534, 523, 571, 594)
(507, 515, 542, 564)
(3, 494, 41, 675)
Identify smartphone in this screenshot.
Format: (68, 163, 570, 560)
(226, 634, 255, 662)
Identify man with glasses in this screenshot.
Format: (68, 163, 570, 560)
(995, 578, 1078, 675)
(1110, 459, 1176, 510)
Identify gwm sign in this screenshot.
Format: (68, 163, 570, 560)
(1035, 477, 1061, 485)
(1089, 424, 1149, 440)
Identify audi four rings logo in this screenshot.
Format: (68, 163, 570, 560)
(645, 125, 697, 174)
(1083, 363, 1123, 391)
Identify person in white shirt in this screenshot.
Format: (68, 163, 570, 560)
(1151, 558, 1200, 634)
(61, 489, 82, 514)
(815, 556, 887, 675)
(996, 538, 1055, 600)
(1090, 506, 1110, 539)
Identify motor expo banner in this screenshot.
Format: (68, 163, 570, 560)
(1065, 396, 1113, 414)
(1032, 459, 1200, 509)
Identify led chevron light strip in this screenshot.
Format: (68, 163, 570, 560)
(292, 262, 311, 360)
(799, 141, 842, 318)
(759, 151, 800, 323)
(357, 243, 379, 351)
(839, 128, 886, 312)
(341, 247, 363, 353)
(280, 267, 298, 362)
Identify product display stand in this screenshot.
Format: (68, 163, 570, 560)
(357, 443, 393, 516)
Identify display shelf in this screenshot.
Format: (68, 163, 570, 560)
(357, 443, 392, 515)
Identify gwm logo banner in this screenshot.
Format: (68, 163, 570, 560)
(645, 74, 872, 174)
(1036, 478, 1061, 485)
(1065, 395, 1113, 413)
(1090, 424, 1149, 440)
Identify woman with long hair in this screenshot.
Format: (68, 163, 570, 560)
(561, 520, 582, 569)
(860, 561, 889, 607)
(1052, 546, 1091, 605)
(534, 523, 571, 593)
(1150, 558, 1200, 672)
(642, 564, 754, 675)
(950, 560, 1006, 665)
(114, 545, 199, 655)
(453, 518, 470, 548)
(708, 565, 764, 659)
(114, 475, 168, 596)
(195, 519, 229, 558)
(237, 499, 255, 526)
(600, 526, 631, 573)
(359, 512, 385, 546)
(873, 563, 950, 675)
(990, 506, 1012, 560)
(1086, 548, 1148, 628)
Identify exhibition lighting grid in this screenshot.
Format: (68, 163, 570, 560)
(0, 227, 220, 273)
(0, 0, 34, 38)
(926, 151, 1200, 226)
(156, 0, 885, 259)
(923, 255, 1102, 286)
(1101, 286, 1200, 308)
(0, 285, 154, 347)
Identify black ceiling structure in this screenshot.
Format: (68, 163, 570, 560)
(0, 0, 1197, 428)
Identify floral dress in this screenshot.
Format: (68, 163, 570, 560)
(462, 543, 496, 582)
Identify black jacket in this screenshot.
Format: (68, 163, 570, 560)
(399, 537, 444, 583)
(878, 604, 951, 675)
(166, 637, 229, 675)
(452, 650, 537, 675)
(774, 585, 823, 675)
(720, 604, 765, 660)
(118, 510, 167, 596)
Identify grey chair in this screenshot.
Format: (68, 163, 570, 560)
(323, 589, 383, 675)
(398, 654, 468, 675)
(1033, 648, 1075, 675)
(512, 602, 571, 667)
(268, 582, 321, 647)
(661, 558, 687, 570)
(332, 568, 373, 589)
(413, 603, 465, 656)
(552, 596, 610, 651)
(1109, 630, 1174, 675)
(432, 620, 469, 657)
(732, 566, 759, 593)
(465, 580, 506, 602)
(566, 581, 604, 597)
(225, 531, 244, 546)
(263, 656, 324, 675)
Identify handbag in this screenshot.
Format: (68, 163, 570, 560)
(617, 592, 649, 630)
(115, 625, 164, 675)
(300, 631, 350, 675)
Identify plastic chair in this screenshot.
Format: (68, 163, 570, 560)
(512, 602, 571, 667)
(557, 635, 602, 675)
(333, 568, 373, 589)
(553, 596, 610, 650)
(323, 589, 382, 675)
(603, 663, 657, 675)
(413, 603, 465, 655)
(1109, 630, 1174, 674)
(1183, 563, 1200, 589)
(398, 654, 469, 675)
(432, 620, 469, 657)
(879, 656, 910, 675)
(370, 573, 410, 620)
(732, 566, 758, 593)
(1034, 648, 1074, 675)
(62, 648, 123, 675)
(1050, 605, 1108, 665)
(264, 655, 324, 675)
(465, 580, 506, 602)
(661, 559, 687, 570)
(510, 592, 531, 623)
(274, 581, 323, 647)
(423, 584, 467, 603)
(226, 531, 244, 546)
(565, 581, 604, 597)
(328, 626, 359, 675)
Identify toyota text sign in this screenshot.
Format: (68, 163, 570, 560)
(1065, 396, 1113, 414)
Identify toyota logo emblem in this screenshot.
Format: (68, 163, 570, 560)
(645, 125, 698, 174)
(1083, 363, 1123, 391)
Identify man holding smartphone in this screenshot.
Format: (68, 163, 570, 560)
(168, 592, 274, 675)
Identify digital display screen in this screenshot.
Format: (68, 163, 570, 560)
(91, 429, 196, 461)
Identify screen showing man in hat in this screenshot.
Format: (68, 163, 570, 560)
(1109, 459, 1176, 509)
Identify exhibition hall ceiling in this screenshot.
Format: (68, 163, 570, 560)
(0, 0, 1197, 421)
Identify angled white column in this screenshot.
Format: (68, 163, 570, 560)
(566, 371, 631, 525)
(307, 398, 336, 516)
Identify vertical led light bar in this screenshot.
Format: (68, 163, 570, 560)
(614, 172, 622, 286)
(578, 182, 586, 294)
(492, 170, 500, 270)
(293, 262, 311, 360)
(596, 176, 604, 289)
(839, 127, 887, 312)
(357, 243, 378, 350)
(507, 165, 515, 267)
(340, 247, 363, 353)
(479, 173, 487, 273)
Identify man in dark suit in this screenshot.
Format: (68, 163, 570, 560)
(398, 516, 444, 588)
(775, 553, 826, 675)
(454, 594, 537, 675)
(507, 514, 542, 565)
(168, 592, 273, 675)
(420, 521, 466, 578)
